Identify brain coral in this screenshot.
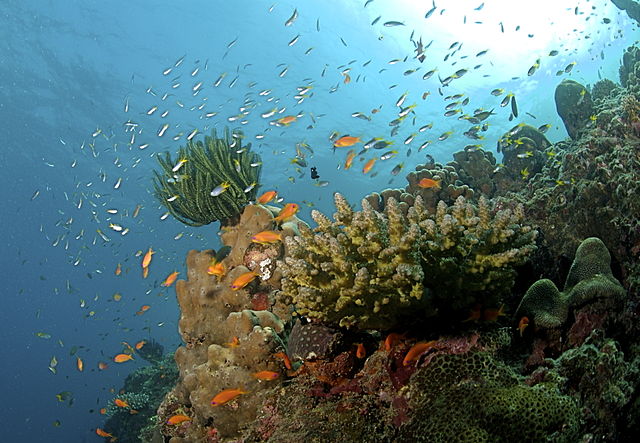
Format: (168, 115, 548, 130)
(516, 237, 626, 328)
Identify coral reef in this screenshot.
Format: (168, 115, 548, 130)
(103, 354, 178, 443)
(280, 192, 536, 330)
(591, 78, 620, 103)
(152, 128, 262, 226)
(554, 79, 594, 139)
(516, 237, 626, 328)
(496, 123, 551, 184)
(620, 43, 640, 95)
(156, 204, 297, 441)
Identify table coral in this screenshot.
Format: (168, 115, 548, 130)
(516, 237, 626, 329)
(279, 192, 536, 331)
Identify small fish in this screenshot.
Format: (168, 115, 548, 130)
(333, 135, 361, 148)
(207, 260, 226, 278)
(384, 332, 406, 351)
(422, 68, 437, 80)
(210, 182, 231, 197)
(500, 93, 513, 107)
(135, 340, 146, 350)
(527, 58, 540, 76)
(518, 316, 530, 337)
(284, 8, 298, 26)
(141, 247, 154, 268)
(418, 178, 441, 189)
(356, 343, 366, 359)
(161, 271, 180, 287)
(252, 370, 280, 380)
(491, 88, 505, 96)
(510, 95, 518, 118)
(538, 124, 551, 133)
(564, 61, 576, 73)
(167, 415, 192, 425)
(274, 351, 293, 370)
(391, 163, 404, 175)
(251, 230, 282, 245)
(379, 150, 397, 160)
(548, 50, 559, 56)
(438, 131, 453, 141)
(403, 340, 438, 366)
(344, 149, 356, 169)
(383, 21, 405, 27)
(274, 203, 299, 222)
(113, 353, 134, 363)
(76, 357, 84, 372)
(96, 428, 115, 438)
(114, 399, 130, 408)
(211, 388, 248, 406)
(231, 272, 258, 291)
(257, 190, 278, 204)
(288, 34, 300, 46)
(362, 158, 376, 174)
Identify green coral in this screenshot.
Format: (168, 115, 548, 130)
(279, 193, 536, 330)
(152, 128, 261, 226)
(516, 237, 626, 328)
(399, 352, 581, 442)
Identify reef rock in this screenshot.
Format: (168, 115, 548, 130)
(555, 79, 594, 139)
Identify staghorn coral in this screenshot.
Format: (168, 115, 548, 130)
(279, 192, 536, 331)
(152, 128, 262, 226)
(516, 237, 626, 329)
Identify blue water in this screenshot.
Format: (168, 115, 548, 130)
(1, 0, 636, 441)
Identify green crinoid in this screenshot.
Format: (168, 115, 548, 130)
(152, 128, 262, 226)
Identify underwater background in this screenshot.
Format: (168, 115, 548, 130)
(1, 0, 639, 441)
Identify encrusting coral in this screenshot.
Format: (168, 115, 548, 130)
(516, 237, 626, 329)
(152, 128, 262, 226)
(279, 192, 536, 330)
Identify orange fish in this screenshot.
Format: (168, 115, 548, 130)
(251, 230, 282, 245)
(273, 203, 299, 222)
(136, 305, 151, 315)
(161, 271, 180, 287)
(344, 149, 356, 170)
(76, 357, 84, 372)
(114, 263, 122, 276)
(252, 370, 280, 380)
(462, 304, 482, 322)
(277, 115, 298, 126)
(274, 351, 292, 370)
(114, 398, 130, 408)
(142, 266, 149, 279)
(167, 414, 192, 425)
(135, 340, 146, 350)
(418, 178, 441, 189)
(482, 304, 506, 322)
(98, 361, 108, 370)
(518, 316, 530, 337)
(99, 408, 107, 415)
(207, 260, 226, 278)
(210, 388, 248, 406)
(356, 343, 366, 359)
(224, 336, 240, 348)
(114, 353, 134, 363)
(362, 158, 376, 174)
(333, 135, 361, 148)
(403, 340, 438, 366)
(257, 190, 278, 204)
(231, 271, 258, 290)
(384, 332, 406, 352)
(141, 247, 154, 268)
(343, 72, 351, 84)
(96, 428, 114, 438)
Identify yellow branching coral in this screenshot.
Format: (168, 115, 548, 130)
(279, 193, 537, 331)
(280, 193, 426, 330)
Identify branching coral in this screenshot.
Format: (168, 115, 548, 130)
(152, 128, 261, 226)
(279, 193, 536, 330)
